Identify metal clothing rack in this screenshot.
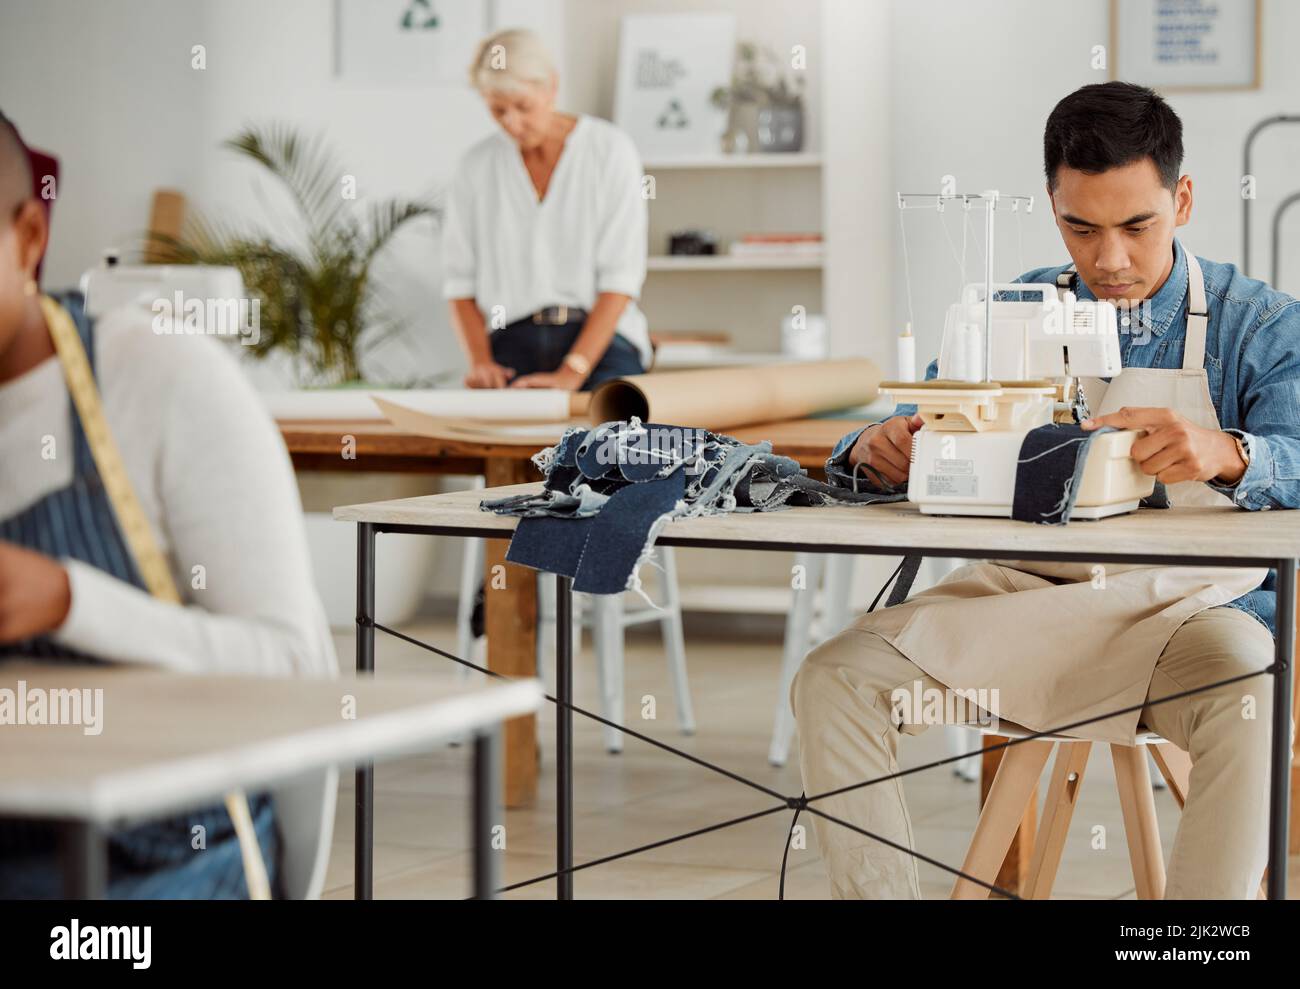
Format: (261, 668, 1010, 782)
(1241, 114, 1300, 286)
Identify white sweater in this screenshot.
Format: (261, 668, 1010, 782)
(0, 304, 336, 680)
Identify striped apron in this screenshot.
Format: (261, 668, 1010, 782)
(0, 292, 279, 898)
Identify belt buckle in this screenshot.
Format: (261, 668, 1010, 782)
(555, 305, 568, 325)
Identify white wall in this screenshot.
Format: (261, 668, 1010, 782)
(0, 0, 206, 291)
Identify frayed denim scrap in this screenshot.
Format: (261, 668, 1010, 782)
(481, 417, 905, 594)
(1013, 422, 1171, 525)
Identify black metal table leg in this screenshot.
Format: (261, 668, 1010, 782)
(556, 573, 574, 900)
(355, 522, 376, 900)
(61, 820, 106, 899)
(472, 727, 500, 899)
(1268, 558, 1295, 900)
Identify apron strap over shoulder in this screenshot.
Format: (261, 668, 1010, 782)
(1183, 251, 1209, 371)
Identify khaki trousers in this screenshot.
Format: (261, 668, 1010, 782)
(791, 605, 1283, 899)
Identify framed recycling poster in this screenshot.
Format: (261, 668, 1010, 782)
(1111, 0, 1261, 91)
(335, 0, 496, 86)
(614, 12, 737, 158)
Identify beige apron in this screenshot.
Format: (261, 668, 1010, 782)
(858, 253, 1268, 744)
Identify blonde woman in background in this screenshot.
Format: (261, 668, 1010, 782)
(444, 28, 651, 392)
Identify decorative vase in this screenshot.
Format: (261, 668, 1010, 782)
(757, 102, 804, 153)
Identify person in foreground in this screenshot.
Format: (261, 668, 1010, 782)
(0, 110, 336, 898)
(794, 82, 1299, 899)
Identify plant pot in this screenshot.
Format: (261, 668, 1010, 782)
(757, 103, 804, 153)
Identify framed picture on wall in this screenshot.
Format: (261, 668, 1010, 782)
(614, 13, 737, 158)
(335, 0, 496, 86)
(1110, 0, 1261, 91)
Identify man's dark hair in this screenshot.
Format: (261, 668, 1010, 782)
(0, 109, 33, 218)
(1043, 82, 1184, 193)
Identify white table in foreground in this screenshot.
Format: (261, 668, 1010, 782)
(335, 482, 1299, 900)
(0, 662, 542, 899)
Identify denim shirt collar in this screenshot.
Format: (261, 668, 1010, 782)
(1071, 239, 1189, 339)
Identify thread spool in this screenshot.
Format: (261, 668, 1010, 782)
(897, 322, 916, 382)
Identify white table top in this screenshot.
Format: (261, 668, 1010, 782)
(0, 663, 541, 823)
(334, 482, 1300, 564)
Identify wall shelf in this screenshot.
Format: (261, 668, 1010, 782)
(647, 254, 824, 272)
(641, 152, 823, 170)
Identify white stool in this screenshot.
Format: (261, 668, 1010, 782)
(954, 723, 1191, 899)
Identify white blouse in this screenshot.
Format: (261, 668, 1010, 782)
(441, 114, 652, 366)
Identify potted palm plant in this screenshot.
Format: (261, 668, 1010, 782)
(150, 123, 437, 386)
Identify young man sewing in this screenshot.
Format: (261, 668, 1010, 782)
(793, 82, 1299, 899)
(0, 110, 336, 897)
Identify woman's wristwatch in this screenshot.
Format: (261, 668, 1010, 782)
(563, 352, 592, 377)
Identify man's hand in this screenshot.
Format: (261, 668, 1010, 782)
(1081, 407, 1248, 485)
(0, 542, 71, 644)
(511, 367, 584, 391)
(464, 361, 516, 389)
(849, 414, 925, 487)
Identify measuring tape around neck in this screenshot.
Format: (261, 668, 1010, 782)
(40, 295, 271, 900)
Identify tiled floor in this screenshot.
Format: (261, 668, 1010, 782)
(322, 615, 1298, 900)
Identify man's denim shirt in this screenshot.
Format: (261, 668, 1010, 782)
(827, 238, 1300, 635)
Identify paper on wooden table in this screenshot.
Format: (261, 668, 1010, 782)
(372, 396, 577, 446)
(264, 388, 584, 421)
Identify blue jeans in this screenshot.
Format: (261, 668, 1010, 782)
(0, 797, 281, 899)
(490, 317, 644, 391)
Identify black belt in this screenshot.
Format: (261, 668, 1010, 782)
(530, 305, 586, 325)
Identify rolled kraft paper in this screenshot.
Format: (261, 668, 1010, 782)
(588, 359, 882, 431)
(264, 388, 586, 421)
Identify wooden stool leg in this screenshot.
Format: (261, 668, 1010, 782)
(1149, 742, 1191, 809)
(1111, 744, 1166, 900)
(981, 735, 1037, 895)
(1024, 741, 1092, 899)
(953, 740, 1052, 899)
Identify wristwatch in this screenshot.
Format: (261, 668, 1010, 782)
(563, 352, 592, 377)
(1215, 432, 1251, 484)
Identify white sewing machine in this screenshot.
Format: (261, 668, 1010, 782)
(880, 281, 1154, 518)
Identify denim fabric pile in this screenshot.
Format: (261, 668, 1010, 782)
(480, 417, 904, 596)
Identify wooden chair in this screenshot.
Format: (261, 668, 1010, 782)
(961, 723, 1275, 899)
(956, 725, 1186, 899)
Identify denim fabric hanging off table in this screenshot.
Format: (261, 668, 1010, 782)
(481, 418, 906, 596)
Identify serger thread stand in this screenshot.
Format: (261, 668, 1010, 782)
(897, 192, 1034, 382)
